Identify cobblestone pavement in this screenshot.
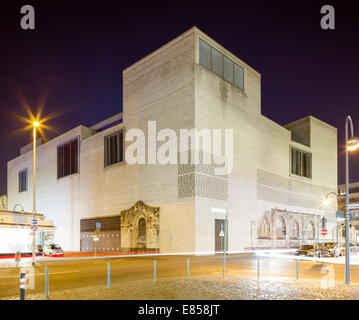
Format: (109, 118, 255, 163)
(3, 275, 359, 300)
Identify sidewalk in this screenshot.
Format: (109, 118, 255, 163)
(2, 275, 359, 300)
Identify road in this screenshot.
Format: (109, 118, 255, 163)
(0, 253, 358, 298)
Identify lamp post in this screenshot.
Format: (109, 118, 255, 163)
(32, 121, 40, 265)
(344, 116, 359, 284)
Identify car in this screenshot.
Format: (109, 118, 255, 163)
(42, 244, 64, 256)
(323, 242, 344, 257)
(296, 245, 321, 257)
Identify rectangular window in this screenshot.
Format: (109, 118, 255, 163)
(234, 63, 244, 90)
(104, 130, 124, 167)
(291, 148, 312, 178)
(19, 168, 27, 192)
(211, 47, 223, 77)
(199, 38, 211, 70)
(57, 137, 79, 178)
(223, 56, 234, 84)
(199, 38, 244, 90)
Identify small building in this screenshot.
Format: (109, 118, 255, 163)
(0, 210, 55, 254)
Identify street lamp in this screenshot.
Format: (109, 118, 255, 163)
(344, 116, 359, 284)
(211, 207, 230, 277)
(31, 120, 40, 265)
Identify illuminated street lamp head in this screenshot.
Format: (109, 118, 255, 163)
(347, 137, 359, 151)
(33, 121, 40, 128)
(323, 199, 330, 206)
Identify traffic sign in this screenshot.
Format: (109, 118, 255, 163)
(31, 219, 38, 232)
(96, 222, 101, 230)
(320, 229, 328, 236)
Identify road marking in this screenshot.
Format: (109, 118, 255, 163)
(0, 270, 79, 279)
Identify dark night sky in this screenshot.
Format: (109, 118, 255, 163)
(0, 0, 358, 195)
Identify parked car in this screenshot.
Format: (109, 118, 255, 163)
(42, 244, 64, 256)
(296, 244, 321, 257)
(323, 242, 344, 257)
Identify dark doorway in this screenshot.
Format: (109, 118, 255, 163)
(137, 218, 146, 247)
(215, 219, 228, 252)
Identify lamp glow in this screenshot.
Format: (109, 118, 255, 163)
(347, 137, 359, 151)
(33, 121, 40, 127)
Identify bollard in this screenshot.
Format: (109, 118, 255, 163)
(187, 258, 189, 279)
(107, 262, 110, 288)
(20, 272, 25, 300)
(154, 259, 156, 282)
(45, 266, 49, 298)
(257, 255, 260, 280)
(296, 259, 299, 280)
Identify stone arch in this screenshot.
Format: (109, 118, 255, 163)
(257, 217, 271, 239)
(290, 219, 299, 239)
(305, 221, 315, 240)
(275, 216, 286, 239)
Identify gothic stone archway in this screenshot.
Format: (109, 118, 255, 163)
(120, 201, 160, 251)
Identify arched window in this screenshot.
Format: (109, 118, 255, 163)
(290, 220, 299, 239)
(258, 217, 270, 239)
(137, 218, 146, 244)
(275, 217, 286, 239)
(306, 222, 315, 240)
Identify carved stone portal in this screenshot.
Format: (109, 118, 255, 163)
(120, 201, 160, 250)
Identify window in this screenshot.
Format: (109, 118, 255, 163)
(223, 56, 234, 84)
(290, 220, 299, 239)
(257, 217, 271, 239)
(19, 168, 27, 192)
(104, 130, 124, 167)
(291, 147, 312, 178)
(305, 222, 315, 240)
(57, 137, 79, 178)
(199, 39, 211, 70)
(137, 218, 146, 244)
(275, 217, 286, 239)
(234, 63, 244, 90)
(199, 38, 244, 90)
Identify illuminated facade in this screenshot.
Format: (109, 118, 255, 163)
(7, 27, 338, 253)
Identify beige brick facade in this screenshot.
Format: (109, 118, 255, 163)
(7, 27, 338, 252)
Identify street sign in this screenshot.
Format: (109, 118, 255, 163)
(31, 219, 38, 232)
(320, 229, 328, 236)
(96, 222, 101, 230)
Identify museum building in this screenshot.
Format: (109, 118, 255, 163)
(7, 27, 338, 253)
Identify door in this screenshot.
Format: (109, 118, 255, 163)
(215, 219, 228, 252)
